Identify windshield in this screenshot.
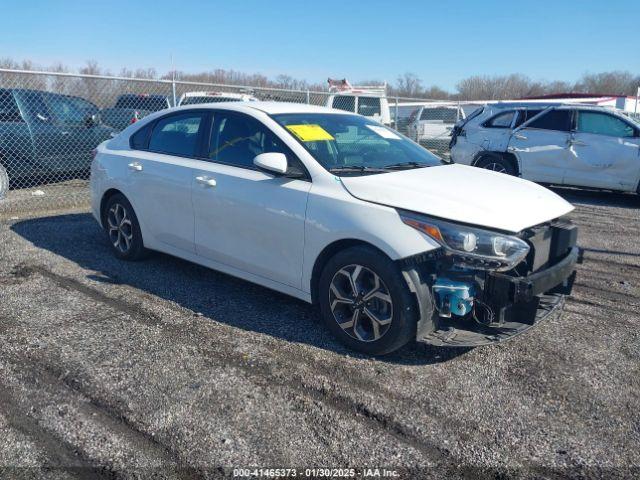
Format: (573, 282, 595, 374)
(272, 113, 443, 175)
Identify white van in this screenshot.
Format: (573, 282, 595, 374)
(326, 79, 391, 126)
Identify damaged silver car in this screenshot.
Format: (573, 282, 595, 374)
(450, 103, 640, 194)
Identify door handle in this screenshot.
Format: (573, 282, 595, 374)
(128, 162, 143, 172)
(513, 133, 527, 140)
(196, 175, 217, 187)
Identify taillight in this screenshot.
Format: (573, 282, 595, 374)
(130, 111, 139, 124)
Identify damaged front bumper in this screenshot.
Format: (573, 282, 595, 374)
(405, 246, 581, 348)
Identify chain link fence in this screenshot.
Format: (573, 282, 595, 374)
(0, 68, 472, 217)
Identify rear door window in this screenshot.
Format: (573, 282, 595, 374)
(484, 111, 515, 128)
(527, 109, 572, 132)
(576, 111, 636, 138)
(148, 112, 206, 157)
(332, 95, 356, 113)
(357, 97, 381, 116)
(0, 90, 22, 122)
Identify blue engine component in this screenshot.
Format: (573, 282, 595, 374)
(432, 278, 475, 317)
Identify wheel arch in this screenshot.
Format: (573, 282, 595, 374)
(309, 239, 391, 305)
(472, 151, 520, 176)
(99, 188, 126, 226)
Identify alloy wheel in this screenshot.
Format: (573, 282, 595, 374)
(329, 264, 393, 342)
(107, 203, 133, 253)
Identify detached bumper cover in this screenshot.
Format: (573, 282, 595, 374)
(487, 246, 580, 304)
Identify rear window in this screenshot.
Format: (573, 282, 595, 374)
(357, 97, 381, 116)
(420, 107, 458, 123)
(332, 95, 356, 112)
(115, 95, 168, 111)
(181, 96, 241, 105)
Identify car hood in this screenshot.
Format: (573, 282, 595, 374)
(339, 164, 574, 233)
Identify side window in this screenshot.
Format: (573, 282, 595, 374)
(527, 109, 572, 132)
(576, 111, 636, 138)
(332, 95, 356, 113)
(358, 97, 381, 116)
(130, 123, 153, 149)
(484, 111, 515, 128)
(209, 112, 283, 168)
(148, 112, 205, 157)
(16, 92, 51, 123)
(514, 109, 543, 127)
(0, 90, 23, 122)
(43, 94, 86, 125)
(208, 112, 306, 176)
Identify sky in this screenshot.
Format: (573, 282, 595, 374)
(2, 0, 639, 92)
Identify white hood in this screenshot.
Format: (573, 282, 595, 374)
(340, 164, 574, 233)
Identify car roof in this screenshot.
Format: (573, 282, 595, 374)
(181, 91, 252, 97)
(489, 101, 614, 111)
(172, 101, 351, 116)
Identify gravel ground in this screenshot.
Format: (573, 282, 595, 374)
(0, 188, 638, 479)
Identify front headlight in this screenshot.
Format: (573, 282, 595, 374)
(400, 211, 530, 271)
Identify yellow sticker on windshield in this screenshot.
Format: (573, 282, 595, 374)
(286, 124, 334, 142)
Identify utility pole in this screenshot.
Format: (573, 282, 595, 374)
(171, 53, 177, 107)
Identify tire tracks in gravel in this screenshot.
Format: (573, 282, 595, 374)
(0, 382, 112, 480)
(0, 354, 202, 480)
(12, 263, 453, 466)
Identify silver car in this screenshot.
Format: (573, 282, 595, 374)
(450, 103, 640, 194)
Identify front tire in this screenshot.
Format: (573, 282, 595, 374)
(476, 154, 516, 176)
(102, 193, 147, 261)
(318, 246, 418, 355)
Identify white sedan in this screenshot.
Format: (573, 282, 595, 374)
(91, 102, 579, 355)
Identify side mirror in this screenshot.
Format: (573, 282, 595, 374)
(253, 152, 288, 175)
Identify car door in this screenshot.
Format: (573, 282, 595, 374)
(127, 110, 209, 253)
(192, 110, 311, 289)
(508, 108, 573, 184)
(42, 93, 103, 175)
(563, 109, 640, 190)
(13, 90, 68, 177)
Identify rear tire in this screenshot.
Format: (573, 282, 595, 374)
(318, 245, 418, 355)
(102, 193, 147, 261)
(476, 154, 516, 176)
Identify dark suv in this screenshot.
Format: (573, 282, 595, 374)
(0, 88, 115, 190)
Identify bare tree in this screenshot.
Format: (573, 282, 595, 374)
(575, 71, 639, 95)
(394, 72, 424, 97)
